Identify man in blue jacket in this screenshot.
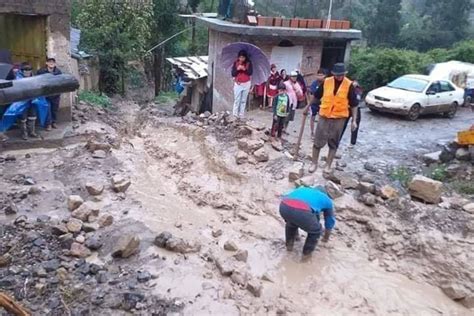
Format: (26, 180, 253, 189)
(279, 186, 335, 260)
(37, 57, 62, 130)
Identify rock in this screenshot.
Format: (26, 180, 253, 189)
(36, 215, 51, 222)
(358, 182, 376, 195)
(234, 249, 248, 262)
(76, 235, 85, 243)
(441, 283, 469, 300)
(86, 139, 111, 153)
(322, 171, 343, 184)
(5, 154, 16, 162)
(247, 279, 263, 297)
(42, 259, 60, 272)
(154, 232, 201, 254)
(111, 175, 131, 193)
(253, 148, 269, 162)
(231, 271, 248, 286)
(212, 229, 223, 238)
(68, 195, 84, 211)
(112, 235, 140, 258)
(71, 202, 100, 222)
(461, 296, 474, 309)
(98, 214, 114, 228)
(439, 143, 458, 163)
(92, 150, 107, 159)
(28, 186, 41, 195)
(85, 235, 103, 250)
(378, 185, 399, 200)
(51, 224, 69, 236)
(66, 218, 83, 233)
(340, 177, 359, 190)
(455, 147, 471, 161)
(463, 203, 474, 214)
(24, 177, 35, 185)
(423, 151, 441, 164)
(224, 240, 239, 251)
(236, 125, 253, 138)
(408, 175, 443, 204)
(59, 233, 74, 249)
(137, 271, 152, 283)
(86, 182, 104, 196)
(325, 181, 344, 199)
(70, 242, 92, 258)
(334, 194, 371, 216)
(288, 162, 304, 182)
(3, 202, 18, 215)
(82, 223, 99, 233)
(215, 258, 235, 276)
(359, 193, 377, 207)
(261, 272, 274, 283)
(235, 151, 249, 165)
(364, 162, 377, 172)
(271, 140, 283, 152)
(237, 138, 264, 154)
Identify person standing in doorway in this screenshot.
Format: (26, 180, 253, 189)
(309, 63, 358, 173)
(37, 57, 62, 130)
(231, 50, 253, 119)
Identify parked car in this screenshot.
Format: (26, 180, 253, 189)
(365, 75, 464, 120)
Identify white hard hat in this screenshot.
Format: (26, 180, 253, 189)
(290, 71, 298, 77)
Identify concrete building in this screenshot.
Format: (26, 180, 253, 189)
(198, 17, 362, 112)
(0, 0, 73, 121)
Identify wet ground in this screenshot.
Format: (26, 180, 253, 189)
(1, 100, 473, 315)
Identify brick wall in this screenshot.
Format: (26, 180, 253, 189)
(0, 0, 73, 122)
(209, 29, 325, 113)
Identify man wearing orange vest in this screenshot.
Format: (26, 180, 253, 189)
(308, 63, 359, 173)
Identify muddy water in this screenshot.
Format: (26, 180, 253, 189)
(113, 123, 469, 315)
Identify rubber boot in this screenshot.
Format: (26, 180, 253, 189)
(20, 120, 28, 140)
(27, 118, 39, 138)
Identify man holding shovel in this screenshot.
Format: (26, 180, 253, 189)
(308, 63, 359, 173)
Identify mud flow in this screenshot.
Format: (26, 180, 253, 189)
(0, 101, 473, 315)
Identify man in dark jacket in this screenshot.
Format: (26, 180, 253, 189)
(37, 57, 62, 130)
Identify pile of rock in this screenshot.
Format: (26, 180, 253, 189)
(236, 138, 269, 164)
(423, 140, 473, 180)
(0, 220, 182, 315)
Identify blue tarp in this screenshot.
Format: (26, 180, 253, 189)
(0, 97, 50, 132)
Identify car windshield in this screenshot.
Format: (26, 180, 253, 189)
(387, 77, 429, 92)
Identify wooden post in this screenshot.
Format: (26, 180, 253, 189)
(153, 49, 162, 96)
(293, 94, 311, 160)
(0, 292, 30, 316)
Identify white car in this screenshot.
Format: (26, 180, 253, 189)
(365, 75, 464, 120)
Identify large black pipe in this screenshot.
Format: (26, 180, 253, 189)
(0, 74, 79, 105)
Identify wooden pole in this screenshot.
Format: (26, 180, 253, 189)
(292, 94, 311, 160)
(0, 292, 30, 316)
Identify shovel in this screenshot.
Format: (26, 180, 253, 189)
(292, 94, 311, 161)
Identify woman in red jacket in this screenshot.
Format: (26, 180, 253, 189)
(231, 50, 253, 119)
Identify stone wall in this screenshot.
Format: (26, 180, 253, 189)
(0, 0, 73, 122)
(208, 29, 325, 113)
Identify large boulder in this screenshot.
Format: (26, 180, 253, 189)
(253, 148, 269, 162)
(441, 283, 469, 300)
(71, 203, 100, 222)
(112, 234, 140, 258)
(235, 151, 248, 165)
(325, 181, 344, 199)
(67, 195, 84, 211)
(422, 151, 441, 164)
(408, 175, 443, 204)
(455, 147, 471, 161)
(111, 175, 131, 193)
(85, 182, 104, 196)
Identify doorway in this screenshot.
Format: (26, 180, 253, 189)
(0, 14, 47, 71)
(321, 41, 346, 71)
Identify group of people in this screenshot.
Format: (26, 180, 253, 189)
(0, 57, 62, 141)
(231, 51, 365, 260)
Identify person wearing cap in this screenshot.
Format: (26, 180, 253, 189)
(266, 64, 281, 108)
(283, 71, 303, 133)
(37, 57, 62, 130)
(279, 186, 335, 260)
(231, 50, 253, 119)
(271, 82, 290, 141)
(308, 63, 359, 173)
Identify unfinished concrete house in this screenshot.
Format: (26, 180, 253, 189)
(0, 0, 73, 121)
(198, 16, 362, 112)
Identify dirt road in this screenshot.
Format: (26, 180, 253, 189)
(0, 100, 472, 315)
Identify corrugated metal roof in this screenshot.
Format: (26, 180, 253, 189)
(166, 56, 208, 80)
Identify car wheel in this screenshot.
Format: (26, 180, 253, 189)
(407, 104, 421, 121)
(368, 106, 379, 113)
(464, 96, 472, 107)
(444, 102, 458, 118)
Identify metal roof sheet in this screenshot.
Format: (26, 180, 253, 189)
(166, 56, 208, 80)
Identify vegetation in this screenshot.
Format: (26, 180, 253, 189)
(78, 91, 111, 108)
(155, 91, 180, 105)
(389, 166, 413, 187)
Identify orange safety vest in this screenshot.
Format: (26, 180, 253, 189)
(319, 77, 352, 119)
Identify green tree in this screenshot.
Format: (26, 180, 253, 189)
(76, 0, 152, 94)
(366, 0, 402, 47)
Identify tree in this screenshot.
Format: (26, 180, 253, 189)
(76, 0, 152, 94)
(366, 0, 402, 47)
